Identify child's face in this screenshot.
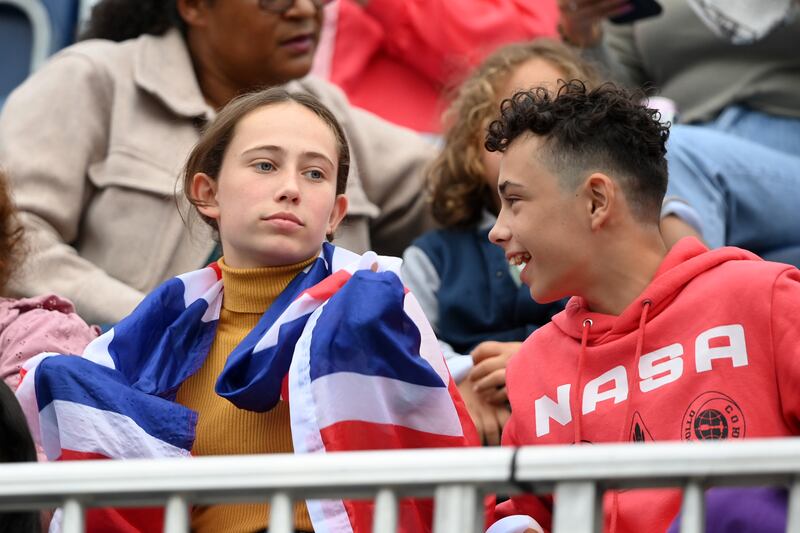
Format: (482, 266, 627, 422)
(480, 58, 567, 210)
(488, 135, 590, 303)
(193, 102, 347, 268)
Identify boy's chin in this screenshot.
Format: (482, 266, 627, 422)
(528, 285, 562, 305)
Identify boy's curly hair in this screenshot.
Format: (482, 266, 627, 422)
(0, 170, 24, 293)
(429, 40, 599, 229)
(485, 80, 670, 223)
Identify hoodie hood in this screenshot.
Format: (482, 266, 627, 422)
(553, 237, 762, 344)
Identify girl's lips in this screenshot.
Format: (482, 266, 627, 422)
(264, 217, 302, 231)
(280, 35, 315, 55)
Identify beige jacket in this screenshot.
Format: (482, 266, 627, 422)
(0, 30, 436, 325)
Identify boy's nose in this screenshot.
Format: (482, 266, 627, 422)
(488, 218, 509, 246)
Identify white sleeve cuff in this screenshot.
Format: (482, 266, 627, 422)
(487, 515, 545, 533)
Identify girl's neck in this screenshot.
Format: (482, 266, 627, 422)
(218, 256, 317, 314)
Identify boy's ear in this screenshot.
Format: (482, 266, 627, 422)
(327, 194, 349, 236)
(190, 172, 220, 221)
(584, 172, 615, 231)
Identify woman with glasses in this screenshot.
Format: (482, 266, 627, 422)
(0, 0, 436, 326)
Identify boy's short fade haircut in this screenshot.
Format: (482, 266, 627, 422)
(485, 80, 670, 224)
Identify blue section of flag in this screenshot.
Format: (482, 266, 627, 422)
(215, 254, 332, 412)
(106, 277, 217, 399)
(34, 355, 196, 451)
(309, 270, 446, 388)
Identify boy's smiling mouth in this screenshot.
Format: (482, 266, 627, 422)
(507, 251, 532, 266)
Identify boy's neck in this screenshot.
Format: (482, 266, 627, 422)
(582, 227, 668, 316)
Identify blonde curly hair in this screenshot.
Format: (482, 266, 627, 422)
(429, 39, 600, 228)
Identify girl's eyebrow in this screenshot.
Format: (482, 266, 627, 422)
(241, 145, 334, 168)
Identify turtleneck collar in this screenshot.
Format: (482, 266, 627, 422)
(218, 255, 317, 314)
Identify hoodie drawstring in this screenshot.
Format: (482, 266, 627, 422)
(573, 318, 593, 445)
(609, 299, 653, 533)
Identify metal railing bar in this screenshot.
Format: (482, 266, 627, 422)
(679, 480, 705, 533)
(432, 484, 482, 533)
(372, 488, 399, 532)
(515, 439, 800, 489)
(163, 494, 190, 533)
(0, 448, 516, 506)
(268, 492, 293, 533)
(786, 478, 800, 533)
(61, 498, 84, 533)
(552, 481, 600, 533)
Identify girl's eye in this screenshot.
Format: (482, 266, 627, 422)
(304, 169, 325, 181)
(255, 161, 274, 172)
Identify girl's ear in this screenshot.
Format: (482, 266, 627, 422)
(326, 194, 349, 236)
(190, 172, 220, 221)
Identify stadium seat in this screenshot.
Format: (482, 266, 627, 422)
(0, 0, 80, 110)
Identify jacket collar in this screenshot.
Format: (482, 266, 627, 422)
(134, 29, 215, 121)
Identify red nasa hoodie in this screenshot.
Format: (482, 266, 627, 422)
(495, 238, 800, 532)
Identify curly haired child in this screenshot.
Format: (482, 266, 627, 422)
(402, 40, 599, 444)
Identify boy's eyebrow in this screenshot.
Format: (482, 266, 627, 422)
(241, 145, 335, 168)
(498, 180, 522, 196)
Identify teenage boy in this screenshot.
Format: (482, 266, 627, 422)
(485, 80, 800, 533)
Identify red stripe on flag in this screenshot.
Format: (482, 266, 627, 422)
(57, 451, 165, 532)
(300, 269, 352, 301)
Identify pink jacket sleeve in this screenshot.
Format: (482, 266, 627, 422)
(0, 294, 99, 390)
(345, 0, 560, 84)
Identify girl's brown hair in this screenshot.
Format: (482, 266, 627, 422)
(430, 39, 600, 228)
(0, 170, 24, 293)
(181, 88, 350, 232)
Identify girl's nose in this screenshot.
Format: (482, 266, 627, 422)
(275, 174, 301, 203)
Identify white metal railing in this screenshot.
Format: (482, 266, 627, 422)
(1, 439, 799, 533)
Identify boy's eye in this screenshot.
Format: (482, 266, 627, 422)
(255, 161, 274, 172)
(304, 169, 324, 181)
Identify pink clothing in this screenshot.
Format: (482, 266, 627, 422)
(0, 294, 98, 390)
(314, 0, 560, 133)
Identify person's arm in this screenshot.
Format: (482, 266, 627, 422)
(557, 0, 651, 88)
(0, 52, 145, 324)
(402, 245, 474, 382)
(348, 0, 560, 85)
(772, 268, 800, 430)
(0, 296, 99, 390)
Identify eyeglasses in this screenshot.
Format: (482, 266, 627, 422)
(258, 0, 335, 14)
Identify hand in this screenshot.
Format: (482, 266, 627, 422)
(457, 380, 511, 446)
(468, 341, 521, 405)
(558, 0, 633, 47)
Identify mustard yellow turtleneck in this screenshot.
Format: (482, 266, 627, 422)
(175, 256, 317, 533)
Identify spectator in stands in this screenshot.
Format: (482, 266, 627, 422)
(557, 0, 800, 265)
(485, 81, 800, 533)
(0, 381, 39, 532)
(311, 0, 560, 134)
(0, 169, 98, 391)
(0, 0, 435, 326)
(403, 40, 597, 445)
(15, 88, 476, 533)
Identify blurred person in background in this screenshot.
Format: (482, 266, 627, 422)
(311, 0, 560, 134)
(557, 0, 800, 266)
(403, 40, 599, 445)
(0, 0, 435, 325)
